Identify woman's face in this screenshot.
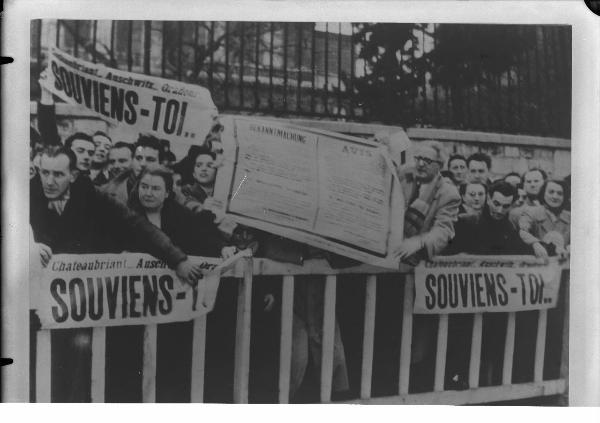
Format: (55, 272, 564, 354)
(544, 181, 564, 209)
(463, 183, 486, 211)
(138, 174, 168, 211)
(193, 154, 217, 186)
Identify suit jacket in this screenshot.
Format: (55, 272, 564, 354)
(30, 176, 187, 268)
(399, 168, 461, 259)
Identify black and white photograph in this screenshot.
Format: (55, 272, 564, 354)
(2, 0, 600, 415)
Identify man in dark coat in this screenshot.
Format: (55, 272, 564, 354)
(444, 180, 532, 389)
(448, 180, 531, 255)
(30, 146, 205, 402)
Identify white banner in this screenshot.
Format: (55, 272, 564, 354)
(40, 47, 217, 148)
(33, 252, 248, 329)
(414, 256, 563, 314)
(213, 116, 406, 269)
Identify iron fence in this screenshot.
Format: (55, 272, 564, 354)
(30, 20, 571, 139)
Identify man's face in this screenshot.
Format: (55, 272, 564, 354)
(138, 174, 168, 211)
(468, 160, 489, 184)
(193, 154, 217, 186)
(107, 147, 133, 177)
(132, 146, 160, 177)
(516, 188, 527, 207)
(92, 135, 112, 165)
(487, 191, 514, 220)
(413, 146, 441, 183)
(70, 139, 95, 171)
(524, 170, 544, 197)
(448, 158, 467, 184)
(544, 181, 564, 209)
(463, 183, 486, 211)
(39, 154, 75, 200)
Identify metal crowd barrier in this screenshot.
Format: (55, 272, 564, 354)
(32, 256, 569, 404)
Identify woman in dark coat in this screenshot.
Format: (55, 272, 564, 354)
(128, 166, 232, 402)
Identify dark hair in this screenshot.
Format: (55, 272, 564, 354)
(41, 146, 78, 171)
(190, 145, 216, 162)
(93, 131, 112, 142)
(524, 167, 547, 181)
(538, 179, 566, 210)
(135, 133, 162, 156)
(488, 180, 517, 201)
(440, 170, 453, 179)
(447, 154, 467, 169)
(64, 132, 94, 150)
(503, 172, 522, 184)
(110, 141, 135, 156)
(466, 152, 492, 170)
(459, 181, 488, 197)
(162, 151, 177, 163)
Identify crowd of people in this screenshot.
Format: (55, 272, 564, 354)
(29, 86, 570, 401)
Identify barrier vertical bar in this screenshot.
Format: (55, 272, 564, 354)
(127, 20, 133, 72)
(559, 274, 569, 405)
(399, 274, 414, 395)
(468, 314, 483, 388)
(35, 330, 51, 402)
(190, 315, 207, 402)
(143, 21, 151, 75)
(278, 275, 295, 403)
(433, 314, 449, 391)
(534, 310, 548, 382)
(360, 275, 377, 399)
(90, 327, 106, 402)
(142, 324, 158, 403)
(239, 21, 245, 107)
(320, 275, 337, 403)
(502, 312, 516, 385)
(233, 258, 253, 403)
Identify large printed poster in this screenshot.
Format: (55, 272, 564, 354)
(213, 116, 406, 269)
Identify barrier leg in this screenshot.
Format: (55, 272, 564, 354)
(399, 274, 414, 395)
(233, 257, 253, 403)
(35, 330, 51, 402)
(190, 316, 207, 403)
(360, 275, 377, 399)
(90, 327, 106, 402)
(278, 275, 294, 403)
(320, 275, 337, 403)
(142, 324, 158, 403)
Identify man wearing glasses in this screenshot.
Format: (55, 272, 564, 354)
(389, 140, 461, 390)
(394, 140, 461, 266)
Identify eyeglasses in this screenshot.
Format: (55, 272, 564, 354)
(414, 156, 440, 166)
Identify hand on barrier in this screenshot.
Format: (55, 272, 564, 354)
(37, 242, 53, 268)
(532, 242, 549, 260)
(176, 258, 204, 287)
(393, 237, 424, 260)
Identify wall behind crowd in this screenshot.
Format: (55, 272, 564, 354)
(30, 102, 571, 180)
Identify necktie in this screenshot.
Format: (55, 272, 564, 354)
(409, 181, 421, 204)
(47, 190, 70, 216)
